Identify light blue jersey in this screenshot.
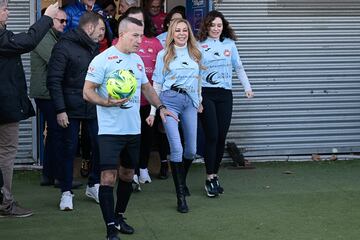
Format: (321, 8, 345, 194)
(85, 46, 148, 135)
(156, 32, 168, 48)
(152, 46, 201, 108)
(199, 38, 251, 91)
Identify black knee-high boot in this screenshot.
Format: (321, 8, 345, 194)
(183, 158, 193, 196)
(170, 162, 188, 213)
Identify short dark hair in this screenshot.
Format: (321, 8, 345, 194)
(96, 0, 116, 9)
(198, 10, 237, 42)
(118, 16, 143, 33)
(121, 6, 156, 38)
(162, 5, 185, 32)
(78, 12, 104, 29)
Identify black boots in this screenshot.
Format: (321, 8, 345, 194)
(170, 162, 188, 213)
(183, 158, 193, 196)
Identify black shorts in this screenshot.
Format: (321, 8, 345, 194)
(98, 134, 141, 171)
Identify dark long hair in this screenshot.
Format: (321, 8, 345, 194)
(198, 10, 237, 42)
(162, 5, 185, 32)
(119, 6, 157, 38)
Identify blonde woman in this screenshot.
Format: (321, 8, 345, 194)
(152, 18, 202, 213)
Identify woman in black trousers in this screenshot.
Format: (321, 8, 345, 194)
(198, 10, 254, 197)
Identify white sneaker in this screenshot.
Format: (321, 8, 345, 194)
(59, 191, 73, 211)
(85, 183, 99, 203)
(132, 175, 141, 192)
(139, 168, 152, 184)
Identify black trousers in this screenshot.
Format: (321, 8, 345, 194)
(199, 88, 233, 175)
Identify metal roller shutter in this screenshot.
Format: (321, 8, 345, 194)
(7, 0, 36, 164)
(215, 0, 360, 160)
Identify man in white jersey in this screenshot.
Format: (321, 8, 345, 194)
(83, 17, 176, 240)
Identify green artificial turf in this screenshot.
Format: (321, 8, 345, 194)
(1, 160, 360, 240)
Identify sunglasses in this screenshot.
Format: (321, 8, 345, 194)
(55, 18, 67, 24)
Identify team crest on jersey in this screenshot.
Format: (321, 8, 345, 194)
(108, 55, 119, 60)
(224, 49, 231, 56)
(137, 63, 143, 71)
(147, 48, 154, 53)
(88, 66, 95, 73)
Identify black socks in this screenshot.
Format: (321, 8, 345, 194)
(115, 178, 133, 215)
(99, 185, 116, 236)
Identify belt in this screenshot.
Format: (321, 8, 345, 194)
(170, 86, 187, 94)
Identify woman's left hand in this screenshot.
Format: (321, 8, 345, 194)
(245, 91, 254, 98)
(198, 103, 203, 113)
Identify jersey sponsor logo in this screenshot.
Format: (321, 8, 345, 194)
(204, 47, 211, 52)
(137, 63, 143, 71)
(224, 49, 231, 56)
(108, 55, 119, 60)
(201, 45, 208, 48)
(119, 103, 132, 109)
(116, 59, 123, 64)
(181, 61, 189, 67)
(205, 71, 219, 85)
(214, 52, 221, 57)
(147, 48, 154, 53)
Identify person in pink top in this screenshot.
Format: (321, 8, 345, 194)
(113, 7, 168, 189)
(145, 0, 166, 35)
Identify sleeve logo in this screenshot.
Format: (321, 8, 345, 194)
(137, 63, 143, 71)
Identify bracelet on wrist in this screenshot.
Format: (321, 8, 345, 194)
(157, 104, 166, 110)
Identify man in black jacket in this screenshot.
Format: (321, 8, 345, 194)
(0, 0, 59, 218)
(47, 12, 105, 211)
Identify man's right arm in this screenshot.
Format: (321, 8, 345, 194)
(83, 80, 128, 107)
(0, 3, 58, 56)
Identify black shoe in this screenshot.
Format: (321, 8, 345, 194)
(40, 176, 54, 186)
(213, 177, 224, 194)
(115, 215, 134, 234)
(54, 180, 83, 189)
(106, 234, 120, 240)
(205, 180, 218, 198)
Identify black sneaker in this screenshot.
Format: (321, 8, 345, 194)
(213, 176, 224, 194)
(204, 180, 218, 198)
(115, 215, 134, 234)
(106, 234, 120, 240)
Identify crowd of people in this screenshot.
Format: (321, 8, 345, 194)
(0, 0, 254, 239)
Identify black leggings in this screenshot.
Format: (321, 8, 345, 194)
(137, 105, 170, 174)
(138, 105, 154, 171)
(199, 88, 233, 175)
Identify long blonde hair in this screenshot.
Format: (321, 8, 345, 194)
(163, 18, 202, 73)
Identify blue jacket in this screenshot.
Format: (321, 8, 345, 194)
(64, 0, 102, 32)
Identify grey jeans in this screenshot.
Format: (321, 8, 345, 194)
(0, 122, 19, 209)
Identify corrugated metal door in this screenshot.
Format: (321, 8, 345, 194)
(215, 0, 360, 159)
(7, 0, 36, 164)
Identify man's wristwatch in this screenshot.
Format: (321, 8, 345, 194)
(157, 104, 167, 110)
